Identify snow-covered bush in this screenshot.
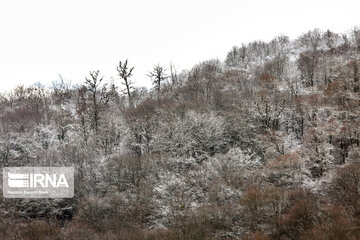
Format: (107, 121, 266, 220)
(152, 111, 230, 158)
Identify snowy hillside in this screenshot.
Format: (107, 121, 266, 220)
(0, 27, 360, 240)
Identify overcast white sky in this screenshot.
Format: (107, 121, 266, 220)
(0, 0, 359, 92)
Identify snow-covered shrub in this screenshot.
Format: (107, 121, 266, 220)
(152, 111, 230, 158)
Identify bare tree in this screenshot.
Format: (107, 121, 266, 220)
(76, 85, 89, 141)
(52, 75, 72, 105)
(323, 29, 339, 50)
(148, 64, 168, 93)
(254, 73, 286, 130)
(347, 60, 360, 93)
(169, 63, 178, 85)
(297, 51, 319, 87)
(341, 34, 351, 50)
(85, 70, 111, 133)
(351, 26, 360, 50)
(225, 46, 239, 67)
(299, 29, 322, 51)
(117, 60, 134, 106)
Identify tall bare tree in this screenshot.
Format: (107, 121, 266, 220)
(148, 64, 168, 93)
(117, 60, 134, 106)
(76, 85, 89, 141)
(85, 70, 111, 133)
(169, 63, 178, 85)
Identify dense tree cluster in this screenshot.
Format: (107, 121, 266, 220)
(0, 27, 359, 239)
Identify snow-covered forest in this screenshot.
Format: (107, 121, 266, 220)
(0, 27, 360, 240)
